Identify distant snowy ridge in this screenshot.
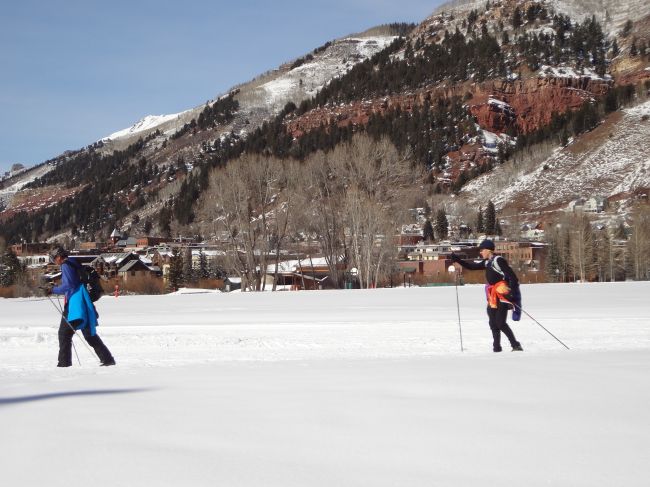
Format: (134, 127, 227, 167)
(434, 0, 650, 29)
(102, 113, 186, 142)
(98, 35, 396, 147)
(253, 36, 397, 112)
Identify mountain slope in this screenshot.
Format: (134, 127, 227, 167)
(462, 99, 650, 214)
(436, 0, 650, 27)
(98, 32, 399, 152)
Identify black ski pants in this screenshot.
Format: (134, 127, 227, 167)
(486, 301, 521, 352)
(58, 303, 114, 366)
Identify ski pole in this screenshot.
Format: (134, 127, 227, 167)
(448, 265, 463, 352)
(511, 302, 570, 350)
(46, 294, 95, 364)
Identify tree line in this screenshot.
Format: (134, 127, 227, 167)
(545, 207, 650, 282)
(196, 134, 423, 290)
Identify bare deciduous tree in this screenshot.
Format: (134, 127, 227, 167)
(627, 205, 650, 280)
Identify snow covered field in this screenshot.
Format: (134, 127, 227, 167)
(1, 282, 649, 486)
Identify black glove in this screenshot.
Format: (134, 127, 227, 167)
(450, 252, 461, 263)
(39, 285, 53, 296)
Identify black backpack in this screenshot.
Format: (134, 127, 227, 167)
(78, 265, 104, 302)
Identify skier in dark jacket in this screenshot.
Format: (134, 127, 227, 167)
(48, 247, 115, 367)
(451, 239, 523, 352)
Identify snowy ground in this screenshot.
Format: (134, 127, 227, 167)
(1, 282, 649, 486)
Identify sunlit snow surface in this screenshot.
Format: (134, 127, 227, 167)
(1, 282, 649, 486)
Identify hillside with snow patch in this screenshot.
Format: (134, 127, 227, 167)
(436, 0, 650, 28)
(0, 162, 54, 210)
(462, 99, 650, 213)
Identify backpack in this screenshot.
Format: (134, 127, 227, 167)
(78, 265, 104, 302)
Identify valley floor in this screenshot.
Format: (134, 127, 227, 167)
(1, 283, 649, 486)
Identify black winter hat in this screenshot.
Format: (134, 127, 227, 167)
(49, 246, 68, 261)
(478, 239, 495, 251)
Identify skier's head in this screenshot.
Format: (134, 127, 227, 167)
(478, 239, 495, 258)
(49, 246, 68, 264)
(478, 239, 495, 251)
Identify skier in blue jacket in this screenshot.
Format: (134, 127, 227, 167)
(49, 247, 115, 367)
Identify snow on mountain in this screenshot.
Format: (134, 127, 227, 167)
(462, 99, 650, 213)
(549, 0, 650, 30)
(538, 64, 611, 81)
(256, 37, 396, 112)
(231, 35, 397, 134)
(0, 162, 54, 209)
(100, 34, 396, 148)
(435, 0, 650, 30)
(103, 113, 186, 142)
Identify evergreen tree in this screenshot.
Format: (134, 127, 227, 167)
(0, 249, 23, 287)
(434, 209, 449, 240)
(183, 247, 194, 284)
(159, 206, 172, 238)
(168, 247, 184, 291)
(546, 239, 562, 282)
(621, 20, 633, 38)
(560, 129, 569, 147)
(485, 200, 497, 235)
(423, 219, 435, 242)
(198, 248, 209, 279)
(476, 206, 485, 233)
(512, 7, 522, 30)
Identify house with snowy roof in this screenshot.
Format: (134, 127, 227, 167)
(265, 257, 338, 290)
(98, 252, 141, 278)
(117, 259, 157, 282)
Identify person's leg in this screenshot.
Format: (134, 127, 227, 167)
(81, 327, 115, 365)
(487, 307, 502, 352)
(57, 307, 75, 367)
(495, 301, 522, 350)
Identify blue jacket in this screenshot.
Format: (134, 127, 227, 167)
(67, 285, 98, 336)
(52, 258, 82, 301)
(52, 257, 99, 335)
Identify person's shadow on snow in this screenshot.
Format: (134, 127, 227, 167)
(0, 388, 151, 406)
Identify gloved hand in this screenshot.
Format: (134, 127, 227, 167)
(39, 285, 53, 296)
(450, 252, 461, 263)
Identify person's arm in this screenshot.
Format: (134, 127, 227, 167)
(450, 253, 486, 271)
(52, 262, 77, 296)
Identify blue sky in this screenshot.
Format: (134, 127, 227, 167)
(0, 0, 442, 173)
